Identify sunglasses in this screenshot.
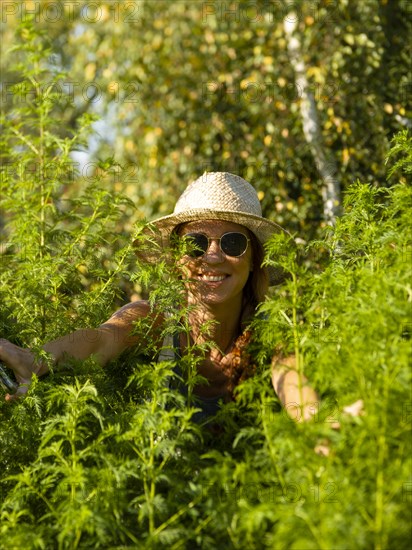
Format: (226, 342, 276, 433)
(182, 232, 250, 258)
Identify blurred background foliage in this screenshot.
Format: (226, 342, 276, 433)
(1, 0, 410, 244)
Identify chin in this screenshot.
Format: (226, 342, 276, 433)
(191, 287, 242, 307)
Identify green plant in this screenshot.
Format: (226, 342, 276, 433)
(0, 18, 136, 347)
(1, 17, 411, 550)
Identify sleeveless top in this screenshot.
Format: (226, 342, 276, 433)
(158, 332, 227, 423)
(157, 323, 259, 424)
(157, 334, 226, 424)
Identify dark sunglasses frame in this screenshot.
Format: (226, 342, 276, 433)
(182, 231, 250, 258)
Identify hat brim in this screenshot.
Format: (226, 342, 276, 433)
(133, 209, 291, 285)
(152, 209, 285, 242)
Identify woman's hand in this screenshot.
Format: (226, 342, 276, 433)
(271, 353, 320, 422)
(0, 339, 40, 401)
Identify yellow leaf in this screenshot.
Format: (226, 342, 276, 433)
(204, 30, 215, 44)
(100, 6, 110, 21)
(85, 63, 96, 81)
(342, 148, 350, 164)
(152, 36, 163, 50)
(264, 135, 272, 146)
(108, 81, 118, 94)
(125, 140, 135, 152)
(241, 74, 258, 88)
(343, 34, 355, 46)
(307, 67, 322, 80)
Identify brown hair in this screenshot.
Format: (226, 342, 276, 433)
(240, 230, 269, 325)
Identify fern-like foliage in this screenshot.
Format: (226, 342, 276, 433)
(1, 17, 411, 550)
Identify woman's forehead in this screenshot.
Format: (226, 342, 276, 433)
(179, 219, 249, 234)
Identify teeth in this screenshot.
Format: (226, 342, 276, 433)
(200, 274, 226, 282)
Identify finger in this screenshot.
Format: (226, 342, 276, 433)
(314, 443, 330, 457)
(0, 340, 37, 380)
(343, 399, 364, 417)
(5, 382, 30, 402)
(314, 438, 331, 456)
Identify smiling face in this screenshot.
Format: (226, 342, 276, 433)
(177, 219, 253, 309)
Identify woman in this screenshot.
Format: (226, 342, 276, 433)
(0, 172, 318, 420)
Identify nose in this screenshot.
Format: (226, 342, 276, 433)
(203, 238, 224, 263)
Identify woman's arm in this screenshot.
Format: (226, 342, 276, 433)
(44, 301, 156, 368)
(271, 354, 319, 422)
(0, 300, 158, 400)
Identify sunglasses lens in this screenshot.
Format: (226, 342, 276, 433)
(221, 233, 248, 257)
(182, 232, 248, 257)
(184, 233, 208, 257)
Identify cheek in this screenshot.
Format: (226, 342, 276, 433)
(177, 257, 197, 278)
(231, 255, 252, 284)
(241, 251, 253, 273)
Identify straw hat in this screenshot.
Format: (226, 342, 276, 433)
(134, 172, 290, 284)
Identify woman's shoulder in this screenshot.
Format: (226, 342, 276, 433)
(100, 300, 163, 330)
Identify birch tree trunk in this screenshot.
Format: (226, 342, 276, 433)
(284, 13, 341, 225)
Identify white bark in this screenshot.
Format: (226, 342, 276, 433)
(284, 14, 341, 225)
